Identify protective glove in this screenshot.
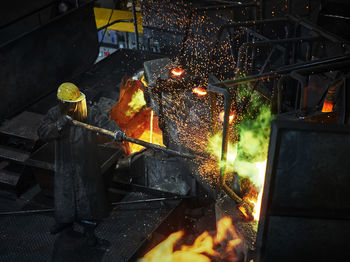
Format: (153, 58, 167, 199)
(114, 130, 126, 142)
(56, 115, 71, 132)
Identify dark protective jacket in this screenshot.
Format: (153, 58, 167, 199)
(38, 105, 120, 223)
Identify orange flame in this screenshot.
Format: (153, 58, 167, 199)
(139, 216, 241, 262)
(218, 111, 236, 124)
(110, 78, 164, 155)
(237, 161, 267, 221)
(322, 101, 334, 113)
(192, 86, 208, 96)
(170, 67, 184, 77)
(214, 216, 240, 244)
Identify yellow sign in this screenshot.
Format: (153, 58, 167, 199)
(94, 7, 143, 33)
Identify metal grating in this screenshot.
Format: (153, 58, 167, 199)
(0, 192, 180, 262)
(0, 214, 56, 262)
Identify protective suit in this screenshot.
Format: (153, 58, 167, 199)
(37, 83, 122, 224)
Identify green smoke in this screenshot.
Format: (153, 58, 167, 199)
(206, 81, 274, 189)
(236, 104, 272, 163)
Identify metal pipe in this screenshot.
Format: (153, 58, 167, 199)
(131, 0, 139, 50)
(208, 73, 221, 132)
(235, 36, 318, 72)
(111, 197, 185, 206)
(211, 55, 350, 88)
(192, 2, 257, 11)
(287, 14, 349, 44)
(292, 60, 350, 76)
(212, 18, 287, 49)
(290, 71, 308, 115)
(0, 209, 53, 216)
(258, 0, 264, 19)
(0, 197, 188, 216)
(277, 75, 289, 113)
(68, 118, 207, 160)
(208, 84, 254, 216)
(207, 84, 241, 204)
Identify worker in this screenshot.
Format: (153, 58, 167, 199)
(37, 82, 125, 247)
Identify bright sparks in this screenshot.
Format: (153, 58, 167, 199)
(218, 111, 236, 124)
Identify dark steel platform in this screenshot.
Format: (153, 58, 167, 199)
(0, 191, 181, 262)
(0, 111, 44, 142)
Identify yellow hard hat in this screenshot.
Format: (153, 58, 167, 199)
(57, 82, 85, 103)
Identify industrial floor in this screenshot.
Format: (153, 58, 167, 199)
(0, 185, 180, 262)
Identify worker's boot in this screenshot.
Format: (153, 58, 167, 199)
(82, 220, 110, 250)
(50, 222, 73, 235)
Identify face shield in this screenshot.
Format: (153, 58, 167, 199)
(59, 97, 87, 121)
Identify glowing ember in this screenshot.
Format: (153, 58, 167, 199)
(321, 101, 334, 112)
(140, 74, 148, 87)
(218, 111, 236, 124)
(138, 216, 241, 262)
(192, 86, 208, 96)
(170, 67, 184, 77)
(237, 205, 249, 219)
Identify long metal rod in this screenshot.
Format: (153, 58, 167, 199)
(235, 36, 318, 72)
(211, 55, 350, 88)
(69, 118, 206, 159)
(0, 197, 187, 216)
(287, 14, 349, 45)
(0, 209, 53, 215)
(111, 196, 187, 206)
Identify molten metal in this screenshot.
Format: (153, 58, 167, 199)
(192, 86, 208, 96)
(170, 67, 184, 77)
